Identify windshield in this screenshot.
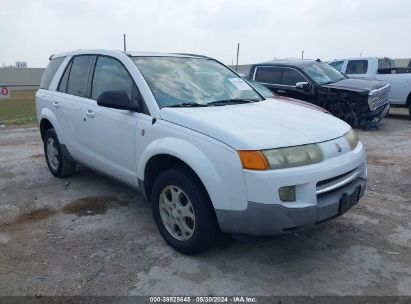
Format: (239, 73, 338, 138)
(244, 79, 274, 98)
(301, 62, 345, 85)
(133, 56, 263, 107)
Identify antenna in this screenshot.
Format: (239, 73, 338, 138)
(123, 34, 127, 52)
(302, 50, 304, 59)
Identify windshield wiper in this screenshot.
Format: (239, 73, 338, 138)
(165, 102, 207, 108)
(206, 98, 261, 106)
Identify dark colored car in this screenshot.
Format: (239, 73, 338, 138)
(244, 77, 329, 114)
(249, 60, 390, 129)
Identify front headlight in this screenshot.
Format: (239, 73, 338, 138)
(261, 144, 323, 170)
(344, 129, 359, 150)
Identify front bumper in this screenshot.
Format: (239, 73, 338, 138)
(359, 103, 390, 128)
(215, 177, 366, 236)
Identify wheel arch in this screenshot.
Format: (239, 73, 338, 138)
(407, 92, 411, 105)
(138, 138, 230, 210)
(38, 108, 62, 141)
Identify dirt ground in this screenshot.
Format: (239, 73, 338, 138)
(0, 108, 410, 296)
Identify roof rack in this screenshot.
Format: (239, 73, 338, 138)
(172, 53, 210, 59)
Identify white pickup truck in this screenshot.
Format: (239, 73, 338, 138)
(330, 57, 411, 117)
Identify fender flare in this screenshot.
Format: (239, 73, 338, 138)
(137, 137, 229, 210)
(39, 108, 63, 143)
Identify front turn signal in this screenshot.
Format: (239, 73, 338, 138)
(238, 150, 269, 171)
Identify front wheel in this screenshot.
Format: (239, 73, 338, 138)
(151, 168, 218, 254)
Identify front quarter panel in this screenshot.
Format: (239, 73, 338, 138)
(136, 119, 249, 211)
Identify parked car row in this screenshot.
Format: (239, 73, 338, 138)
(37, 50, 367, 254)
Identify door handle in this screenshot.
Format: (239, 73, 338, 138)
(52, 101, 60, 108)
(277, 89, 286, 94)
(85, 110, 95, 118)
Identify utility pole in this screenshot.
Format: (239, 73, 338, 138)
(302, 50, 304, 59)
(123, 34, 127, 52)
(236, 43, 240, 71)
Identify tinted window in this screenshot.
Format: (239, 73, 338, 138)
(377, 59, 396, 74)
(40, 57, 65, 89)
(67, 55, 93, 97)
(346, 60, 368, 74)
(329, 61, 344, 72)
(255, 67, 282, 84)
(57, 60, 72, 93)
(92, 57, 134, 100)
(282, 68, 306, 86)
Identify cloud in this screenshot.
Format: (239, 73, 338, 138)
(0, 0, 410, 67)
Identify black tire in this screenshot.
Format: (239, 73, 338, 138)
(151, 168, 218, 254)
(43, 128, 76, 178)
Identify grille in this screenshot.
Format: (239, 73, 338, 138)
(316, 168, 360, 197)
(369, 85, 390, 111)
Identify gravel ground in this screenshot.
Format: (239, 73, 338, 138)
(0, 108, 410, 296)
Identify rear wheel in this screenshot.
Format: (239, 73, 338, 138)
(44, 128, 76, 178)
(151, 168, 218, 254)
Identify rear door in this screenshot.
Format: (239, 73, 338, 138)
(79, 55, 140, 186)
(375, 58, 409, 105)
(53, 55, 95, 160)
(253, 66, 310, 101)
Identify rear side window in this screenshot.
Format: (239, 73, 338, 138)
(40, 57, 65, 90)
(67, 55, 94, 97)
(346, 60, 368, 74)
(377, 58, 396, 74)
(57, 60, 72, 93)
(282, 68, 306, 86)
(329, 61, 344, 72)
(255, 67, 282, 84)
(91, 56, 134, 100)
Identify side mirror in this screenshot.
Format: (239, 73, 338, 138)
(296, 82, 311, 92)
(97, 90, 141, 112)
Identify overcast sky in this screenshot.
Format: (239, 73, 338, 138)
(1, 0, 410, 67)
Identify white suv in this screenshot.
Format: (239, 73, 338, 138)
(36, 50, 367, 254)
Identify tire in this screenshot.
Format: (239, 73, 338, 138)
(409, 103, 411, 119)
(151, 168, 218, 254)
(43, 128, 76, 178)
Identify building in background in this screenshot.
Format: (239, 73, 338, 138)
(15, 62, 28, 68)
(0, 67, 44, 91)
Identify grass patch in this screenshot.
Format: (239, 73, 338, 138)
(0, 90, 37, 126)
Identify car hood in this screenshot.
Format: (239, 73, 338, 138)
(271, 96, 329, 113)
(321, 78, 386, 93)
(159, 99, 350, 150)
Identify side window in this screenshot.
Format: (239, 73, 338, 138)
(67, 55, 94, 97)
(40, 57, 65, 90)
(281, 68, 306, 86)
(57, 60, 72, 93)
(92, 56, 134, 100)
(254, 66, 282, 84)
(330, 61, 344, 72)
(346, 60, 368, 74)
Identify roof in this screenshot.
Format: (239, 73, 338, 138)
(252, 59, 320, 67)
(51, 49, 208, 60)
(331, 57, 394, 62)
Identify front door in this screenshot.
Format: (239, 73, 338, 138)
(80, 56, 140, 186)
